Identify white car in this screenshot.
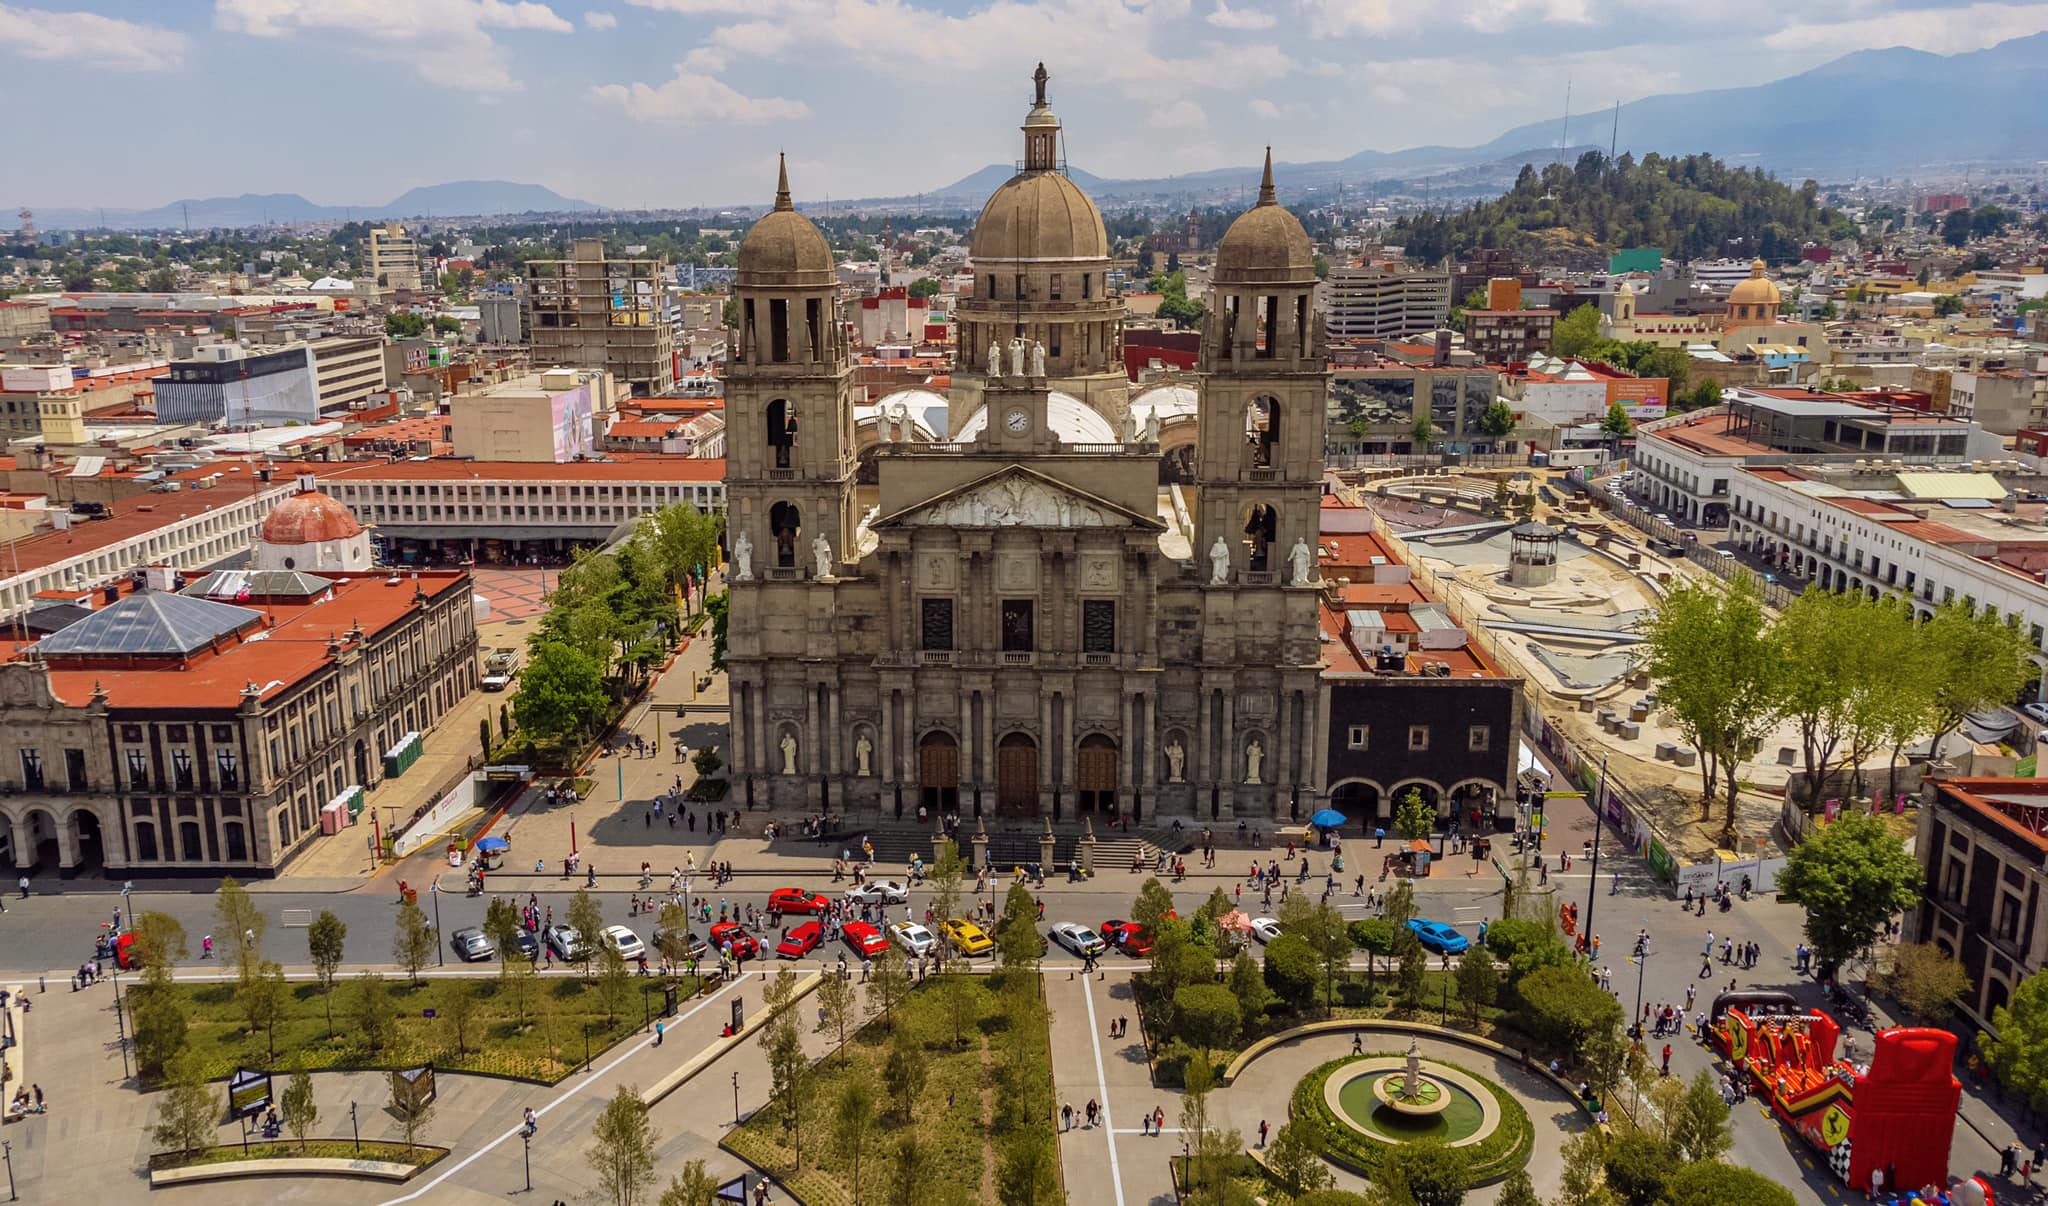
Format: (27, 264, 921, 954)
(600, 925, 645, 961)
(1250, 917, 1282, 945)
(544, 924, 585, 961)
(846, 880, 909, 905)
(889, 921, 937, 958)
(1050, 921, 1106, 958)
(2023, 702, 2048, 725)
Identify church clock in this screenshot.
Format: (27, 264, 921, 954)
(1004, 409, 1030, 435)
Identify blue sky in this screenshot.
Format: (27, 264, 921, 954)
(2, 0, 2044, 210)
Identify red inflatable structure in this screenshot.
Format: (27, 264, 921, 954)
(1713, 1008, 1962, 1193)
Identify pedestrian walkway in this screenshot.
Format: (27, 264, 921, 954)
(1046, 970, 1175, 1206)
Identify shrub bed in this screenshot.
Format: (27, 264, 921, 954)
(1289, 1053, 1534, 1187)
(148, 1139, 442, 1172)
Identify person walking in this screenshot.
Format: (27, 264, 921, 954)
(16, 876, 26, 899)
(1258, 1119, 1269, 1148)
(1153, 1106, 1165, 1136)
(1061, 1103, 1073, 1132)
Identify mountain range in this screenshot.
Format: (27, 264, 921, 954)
(25, 180, 602, 232)
(929, 33, 2048, 204)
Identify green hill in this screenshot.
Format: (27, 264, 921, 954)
(1394, 151, 1855, 269)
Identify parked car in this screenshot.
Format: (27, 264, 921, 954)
(843, 920, 889, 959)
(1050, 921, 1106, 958)
(509, 928, 540, 961)
(544, 924, 587, 961)
(845, 880, 909, 905)
(652, 926, 709, 964)
(451, 927, 496, 962)
(1099, 919, 1154, 957)
(889, 921, 937, 958)
(709, 921, 759, 962)
(2022, 702, 2048, 725)
(600, 925, 645, 962)
(1250, 917, 1282, 945)
(777, 921, 824, 959)
(940, 918, 995, 957)
(768, 888, 831, 914)
(1406, 918, 1470, 955)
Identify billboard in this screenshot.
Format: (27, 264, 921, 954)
(549, 385, 595, 462)
(1606, 377, 1667, 421)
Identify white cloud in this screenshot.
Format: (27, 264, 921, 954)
(1150, 99, 1208, 129)
(1303, 0, 1398, 35)
(590, 70, 810, 123)
(0, 3, 189, 70)
(584, 9, 618, 28)
(1207, 0, 1275, 29)
(1248, 97, 1281, 119)
(1462, 0, 1591, 32)
(215, 0, 573, 91)
(1765, 1, 2048, 53)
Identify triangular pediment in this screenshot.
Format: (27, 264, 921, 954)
(874, 464, 1165, 531)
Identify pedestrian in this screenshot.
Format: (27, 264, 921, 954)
(1352, 1031, 1364, 1054)
(1086, 1099, 1099, 1127)
(1661, 1044, 1672, 1075)
(31, 1084, 42, 1111)
(16, 876, 25, 899)
(654, 1021, 664, 1046)
(1061, 1103, 1073, 1131)
(1259, 1119, 1269, 1147)
(1153, 1106, 1165, 1135)
(1684, 984, 1696, 1010)
(202, 934, 213, 959)
(1700, 954, 1712, 979)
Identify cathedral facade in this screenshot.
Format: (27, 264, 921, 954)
(723, 70, 1332, 823)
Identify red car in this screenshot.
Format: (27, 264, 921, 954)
(768, 888, 830, 914)
(114, 931, 140, 970)
(843, 920, 889, 959)
(709, 922, 759, 961)
(776, 921, 823, 959)
(1099, 919, 1154, 957)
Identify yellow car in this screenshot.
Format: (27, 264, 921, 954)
(940, 918, 995, 957)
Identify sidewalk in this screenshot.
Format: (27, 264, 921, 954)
(1047, 969, 1176, 1206)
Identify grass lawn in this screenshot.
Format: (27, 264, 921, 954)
(155, 971, 694, 1084)
(724, 973, 1057, 1206)
(149, 1139, 443, 1171)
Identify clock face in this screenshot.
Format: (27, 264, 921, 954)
(1004, 409, 1030, 435)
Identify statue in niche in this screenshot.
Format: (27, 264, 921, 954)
(1144, 409, 1160, 444)
(987, 339, 1003, 377)
(1245, 739, 1264, 785)
(1289, 537, 1314, 585)
(1165, 739, 1186, 783)
(1120, 407, 1138, 444)
(730, 531, 753, 582)
(854, 733, 873, 777)
(1209, 537, 1231, 585)
(1009, 336, 1028, 379)
(779, 732, 799, 775)
(877, 409, 894, 444)
(813, 535, 833, 579)
(1030, 340, 1047, 376)
(896, 405, 914, 443)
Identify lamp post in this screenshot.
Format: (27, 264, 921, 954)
(521, 1121, 534, 1191)
(732, 1071, 740, 1124)
(430, 878, 444, 967)
(120, 881, 133, 932)
(2, 1138, 13, 1202)
(350, 1101, 359, 1153)
(1440, 964, 1452, 1024)
(583, 1022, 592, 1073)
(1581, 755, 1609, 960)
(1630, 925, 1650, 1039)
(112, 961, 130, 1078)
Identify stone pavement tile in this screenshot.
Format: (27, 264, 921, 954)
(1046, 970, 1177, 1206)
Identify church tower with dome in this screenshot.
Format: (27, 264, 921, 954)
(723, 69, 1328, 828)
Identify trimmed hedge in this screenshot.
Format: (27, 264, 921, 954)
(1289, 1054, 1534, 1187)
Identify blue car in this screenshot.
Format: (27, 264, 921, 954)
(1407, 919, 1470, 955)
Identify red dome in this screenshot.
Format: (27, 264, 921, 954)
(261, 490, 364, 545)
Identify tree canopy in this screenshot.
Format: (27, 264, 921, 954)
(1777, 811, 1923, 978)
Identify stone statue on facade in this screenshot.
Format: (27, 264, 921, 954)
(855, 733, 873, 777)
(1209, 537, 1231, 585)
(1245, 739, 1264, 785)
(779, 732, 799, 775)
(1289, 537, 1314, 586)
(1009, 336, 1028, 379)
(1165, 739, 1186, 783)
(1030, 340, 1046, 377)
(730, 530, 753, 582)
(1120, 407, 1138, 444)
(988, 338, 1003, 378)
(876, 407, 895, 443)
(813, 534, 833, 579)
(896, 405, 915, 443)
(1144, 409, 1160, 444)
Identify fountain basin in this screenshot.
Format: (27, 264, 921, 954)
(1324, 1056, 1502, 1148)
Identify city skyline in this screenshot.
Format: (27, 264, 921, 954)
(4, 0, 2045, 211)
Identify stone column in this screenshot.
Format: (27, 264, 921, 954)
(8, 815, 31, 871)
(880, 688, 896, 787)
(971, 816, 989, 873)
(1079, 817, 1096, 876)
(933, 817, 951, 864)
(1038, 816, 1056, 874)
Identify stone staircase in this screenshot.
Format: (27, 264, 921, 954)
(783, 818, 1195, 873)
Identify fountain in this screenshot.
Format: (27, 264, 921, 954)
(1325, 1044, 1500, 1146)
(1371, 1039, 1451, 1117)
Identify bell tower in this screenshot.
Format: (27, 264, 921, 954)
(1195, 150, 1326, 584)
(726, 155, 857, 577)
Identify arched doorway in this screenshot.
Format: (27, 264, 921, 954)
(996, 733, 1039, 817)
(1077, 735, 1118, 814)
(69, 808, 105, 874)
(354, 740, 370, 788)
(23, 808, 58, 873)
(918, 731, 959, 815)
(1330, 781, 1381, 825)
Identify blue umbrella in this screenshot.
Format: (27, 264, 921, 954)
(1310, 809, 1348, 828)
(475, 836, 511, 854)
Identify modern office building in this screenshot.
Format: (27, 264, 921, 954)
(524, 239, 676, 396)
(447, 369, 618, 463)
(153, 345, 321, 426)
(308, 335, 389, 415)
(363, 224, 424, 291)
(1324, 265, 1452, 340)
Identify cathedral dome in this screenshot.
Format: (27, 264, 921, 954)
(1213, 149, 1315, 286)
(971, 171, 1108, 263)
(737, 154, 837, 288)
(1726, 258, 1781, 310)
(261, 488, 363, 545)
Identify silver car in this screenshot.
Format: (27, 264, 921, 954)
(888, 921, 936, 957)
(846, 880, 909, 905)
(1050, 921, 1105, 958)
(450, 927, 496, 962)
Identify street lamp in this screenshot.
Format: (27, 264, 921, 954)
(112, 961, 130, 1079)
(350, 1101, 359, 1153)
(583, 1022, 592, 1073)
(1630, 924, 1650, 1039)
(430, 878, 445, 967)
(3, 1138, 14, 1202)
(120, 881, 133, 932)
(732, 1071, 740, 1124)
(1581, 755, 1609, 960)
(521, 1119, 535, 1191)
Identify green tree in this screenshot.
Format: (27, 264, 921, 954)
(215, 876, 265, 975)
(306, 910, 347, 999)
(868, 943, 911, 1030)
(1394, 789, 1435, 841)
(1600, 402, 1633, 439)
(996, 1128, 1062, 1205)
(1264, 1118, 1336, 1197)
(816, 968, 857, 1057)
(1776, 811, 1922, 978)
(1660, 1162, 1796, 1206)
(443, 977, 482, 1055)
(483, 897, 522, 971)
(1382, 879, 1418, 926)
(588, 1085, 660, 1206)
(1687, 378, 1723, 410)
(1131, 876, 1177, 937)
(1920, 601, 2037, 757)
(391, 1069, 435, 1153)
(1455, 942, 1499, 1025)
(393, 898, 435, 986)
(351, 971, 397, 1052)
(721, 297, 740, 328)
(432, 314, 462, 335)
(1552, 304, 1603, 357)
(658, 1160, 724, 1206)
(1637, 578, 1781, 835)
(1479, 401, 1518, 440)
(385, 312, 428, 338)
(1879, 942, 1973, 1022)
(597, 943, 634, 1023)
(835, 1079, 877, 1204)
(1262, 932, 1319, 1012)
(134, 988, 191, 1079)
(1601, 1132, 1673, 1206)
(280, 1066, 318, 1152)
(150, 1050, 219, 1162)
(1518, 964, 1623, 1059)
(1350, 917, 1397, 990)
(1496, 1168, 1542, 1206)
(882, 1025, 928, 1120)
(936, 967, 975, 1048)
(907, 277, 941, 299)
(1395, 933, 1429, 1012)
(132, 909, 188, 973)
(1671, 1068, 1732, 1163)
(1556, 1129, 1617, 1206)
(1408, 414, 1436, 451)
(145, 266, 178, 292)
(1984, 964, 2048, 1112)
(237, 958, 288, 1065)
(1375, 1136, 1471, 1206)
(705, 592, 730, 671)
(764, 1002, 809, 1168)
(568, 888, 606, 977)
(996, 882, 1044, 983)
(1172, 983, 1242, 1066)
(1226, 952, 1273, 1035)
(513, 641, 608, 746)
